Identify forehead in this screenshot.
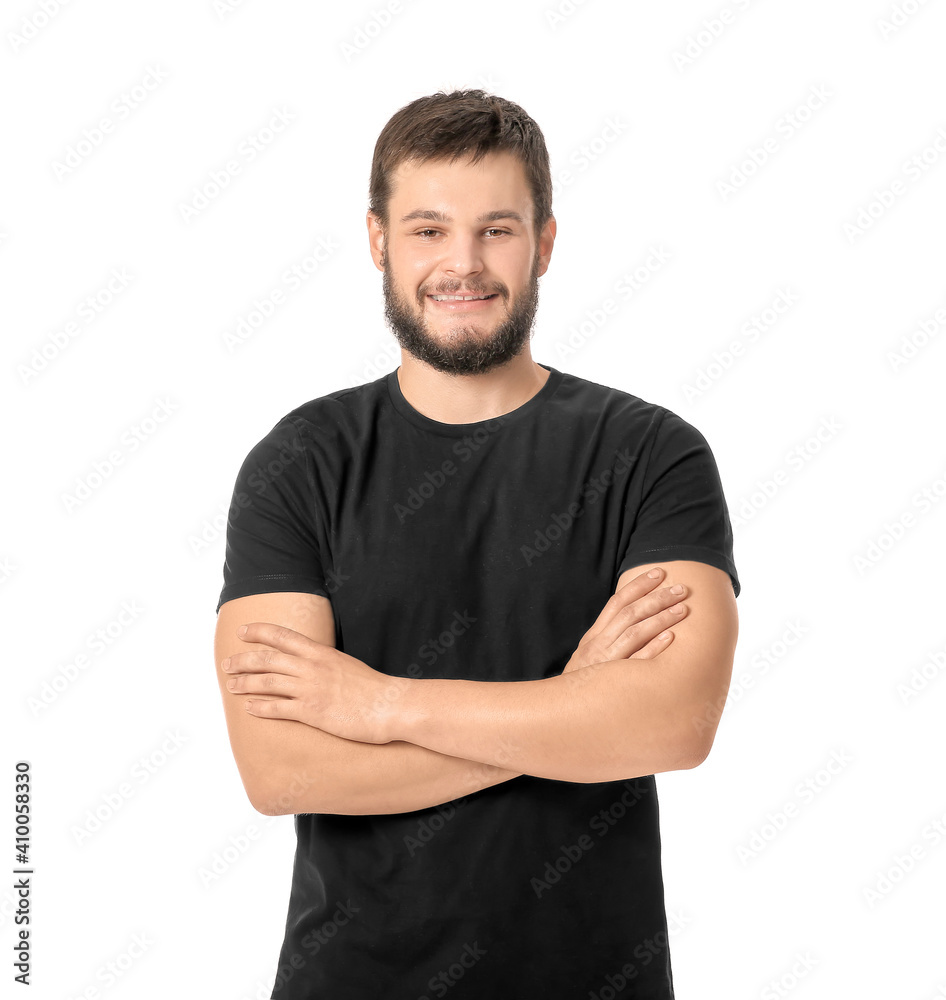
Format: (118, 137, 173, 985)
(389, 150, 532, 221)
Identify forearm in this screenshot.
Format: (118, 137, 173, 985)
(394, 658, 698, 783)
(253, 723, 522, 817)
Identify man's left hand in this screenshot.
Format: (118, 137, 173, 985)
(222, 622, 404, 744)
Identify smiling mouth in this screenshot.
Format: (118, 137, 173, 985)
(428, 293, 498, 301)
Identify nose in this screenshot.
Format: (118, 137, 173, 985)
(439, 232, 484, 282)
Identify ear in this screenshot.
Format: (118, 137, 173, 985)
(536, 214, 556, 278)
(366, 211, 385, 272)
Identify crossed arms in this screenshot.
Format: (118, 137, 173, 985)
(213, 561, 738, 816)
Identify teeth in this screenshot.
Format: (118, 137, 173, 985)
(431, 294, 493, 301)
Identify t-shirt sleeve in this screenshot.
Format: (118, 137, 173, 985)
(215, 415, 329, 614)
(616, 408, 740, 597)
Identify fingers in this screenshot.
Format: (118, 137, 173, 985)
(225, 667, 298, 698)
(236, 621, 325, 656)
(243, 697, 302, 720)
(561, 626, 676, 690)
(608, 602, 687, 661)
(627, 628, 676, 660)
(222, 646, 298, 676)
(223, 649, 300, 697)
(594, 584, 689, 653)
(582, 567, 667, 641)
(223, 622, 331, 673)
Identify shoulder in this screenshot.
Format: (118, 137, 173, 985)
(231, 377, 387, 493)
(284, 374, 386, 431)
(252, 374, 389, 452)
(552, 368, 704, 443)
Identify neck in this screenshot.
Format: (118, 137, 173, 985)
(395, 351, 550, 424)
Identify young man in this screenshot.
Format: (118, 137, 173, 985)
(214, 90, 740, 998)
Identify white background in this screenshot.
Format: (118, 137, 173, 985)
(3, 0, 945, 997)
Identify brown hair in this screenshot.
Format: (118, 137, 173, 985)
(368, 89, 553, 239)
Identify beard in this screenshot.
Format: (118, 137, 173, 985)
(382, 252, 541, 376)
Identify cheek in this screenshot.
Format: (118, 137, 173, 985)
(397, 255, 436, 286)
(404, 259, 443, 299)
(496, 247, 533, 284)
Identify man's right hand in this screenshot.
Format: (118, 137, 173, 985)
(561, 567, 689, 675)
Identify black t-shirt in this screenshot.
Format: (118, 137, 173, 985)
(217, 363, 740, 999)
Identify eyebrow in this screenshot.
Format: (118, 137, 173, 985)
(399, 209, 525, 225)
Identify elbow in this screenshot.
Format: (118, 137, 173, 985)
(573, 741, 703, 783)
(613, 721, 710, 780)
(235, 762, 293, 816)
(675, 742, 710, 771)
(243, 754, 380, 816)
(652, 739, 707, 777)
(676, 695, 723, 770)
(249, 789, 290, 817)
(246, 780, 293, 817)
(675, 721, 714, 771)
(246, 767, 325, 817)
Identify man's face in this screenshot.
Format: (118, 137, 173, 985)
(375, 150, 553, 376)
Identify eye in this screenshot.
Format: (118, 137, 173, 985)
(412, 227, 510, 241)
